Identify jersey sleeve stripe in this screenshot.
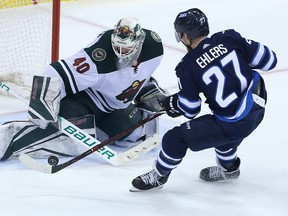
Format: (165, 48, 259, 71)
(260, 48, 276, 71)
(249, 43, 265, 67)
(51, 61, 75, 96)
(177, 95, 201, 118)
(178, 95, 201, 109)
(59, 60, 79, 93)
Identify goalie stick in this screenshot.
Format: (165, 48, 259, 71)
(19, 112, 162, 174)
(0, 81, 163, 168)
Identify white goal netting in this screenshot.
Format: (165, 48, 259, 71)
(0, 0, 54, 97)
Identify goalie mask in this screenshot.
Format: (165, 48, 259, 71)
(111, 18, 146, 67)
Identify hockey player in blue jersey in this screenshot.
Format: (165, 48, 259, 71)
(130, 8, 277, 191)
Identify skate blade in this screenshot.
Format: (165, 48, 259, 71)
(129, 185, 164, 192)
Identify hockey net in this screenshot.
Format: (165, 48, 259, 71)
(0, 0, 60, 98)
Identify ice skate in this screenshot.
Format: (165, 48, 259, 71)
(130, 167, 170, 192)
(200, 158, 241, 182)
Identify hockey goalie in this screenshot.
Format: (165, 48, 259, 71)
(0, 17, 168, 161)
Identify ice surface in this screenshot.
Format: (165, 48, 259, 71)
(0, 0, 287, 215)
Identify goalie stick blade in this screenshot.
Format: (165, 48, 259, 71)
(116, 134, 160, 166)
(19, 154, 52, 174)
(18, 135, 161, 174)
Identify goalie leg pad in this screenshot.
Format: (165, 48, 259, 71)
(0, 121, 56, 160)
(0, 115, 96, 160)
(114, 111, 159, 148)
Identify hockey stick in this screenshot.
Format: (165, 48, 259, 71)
(0, 81, 162, 167)
(19, 112, 162, 173)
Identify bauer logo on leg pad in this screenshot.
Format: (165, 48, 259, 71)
(0, 82, 10, 91)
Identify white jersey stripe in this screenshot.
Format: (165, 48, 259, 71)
(85, 88, 114, 113)
(249, 43, 265, 67)
(58, 60, 77, 94)
(261, 48, 275, 71)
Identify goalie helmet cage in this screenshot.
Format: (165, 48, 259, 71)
(0, 0, 60, 97)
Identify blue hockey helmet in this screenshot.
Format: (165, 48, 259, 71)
(174, 8, 209, 42)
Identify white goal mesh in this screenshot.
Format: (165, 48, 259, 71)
(0, 0, 55, 97)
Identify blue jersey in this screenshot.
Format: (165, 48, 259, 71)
(175, 29, 277, 122)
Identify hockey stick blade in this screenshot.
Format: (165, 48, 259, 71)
(19, 154, 52, 173)
(19, 112, 163, 174)
(19, 137, 115, 174)
(19, 134, 160, 174)
(116, 134, 160, 165)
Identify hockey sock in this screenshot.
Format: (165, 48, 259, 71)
(155, 150, 182, 176)
(215, 146, 238, 170)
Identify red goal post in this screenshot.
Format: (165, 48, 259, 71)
(0, 0, 61, 97)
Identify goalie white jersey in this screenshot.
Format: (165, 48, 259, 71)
(44, 29, 163, 113)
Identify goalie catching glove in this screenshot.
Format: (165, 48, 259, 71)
(28, 76, 61, 129)
(134, 77, 169, 112)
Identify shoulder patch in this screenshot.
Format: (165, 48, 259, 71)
(150, 31, 161, 43)
(92, 48, 107, 61)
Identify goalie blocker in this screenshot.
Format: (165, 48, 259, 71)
(28, 76, 61, 129)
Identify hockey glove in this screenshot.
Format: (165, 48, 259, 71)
(159, 94, 182, 118)
(135, 77, 169, 113)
